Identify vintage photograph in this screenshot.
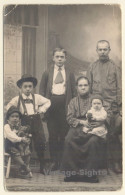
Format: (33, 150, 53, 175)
(3, 4, 122, 191)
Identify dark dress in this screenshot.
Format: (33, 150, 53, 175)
(61, 94, 105, 177)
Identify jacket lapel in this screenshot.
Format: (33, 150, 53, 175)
(65, 66, 70, 93)
(49, 65, 54, 93)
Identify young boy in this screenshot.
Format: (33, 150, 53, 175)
(39, 48, 76, 170)
(4, 106, 32, 178)
(6, 74, 51, 174)
(83, 95, 108, 138)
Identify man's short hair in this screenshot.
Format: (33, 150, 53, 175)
(96, 40, 111, 49)
(53, 47, 67, 57)
(76, 75, 90, 86)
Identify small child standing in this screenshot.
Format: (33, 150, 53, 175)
(83, 95, 107, 138)
(4, 106, 32, 178)
(6, 74, 51, 174)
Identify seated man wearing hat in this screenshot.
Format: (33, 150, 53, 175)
(6, 74, 51, 174)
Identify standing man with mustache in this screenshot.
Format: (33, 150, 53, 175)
(87, 40, 121, 112)
(87, 40, 122, 173)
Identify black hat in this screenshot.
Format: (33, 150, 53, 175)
(16, 74, 37, 88)
(6, 106, 22, 120)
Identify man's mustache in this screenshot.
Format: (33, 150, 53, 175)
(100, 55, 106, 57)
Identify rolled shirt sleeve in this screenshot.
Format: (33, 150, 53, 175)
(4, 124, 22, 143)
(6, 97, 18, 111)
(37, 94, 51, 113)
(6, 94, 51, 114)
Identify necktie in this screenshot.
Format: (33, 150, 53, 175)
(24, 99, 33, 104)
(9, 124, 19, 130)
(54, 67, 64, 84)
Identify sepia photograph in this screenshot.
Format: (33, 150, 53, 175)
(3, 2, 123, 191)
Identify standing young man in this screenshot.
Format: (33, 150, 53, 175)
(39, 48, 76, 170)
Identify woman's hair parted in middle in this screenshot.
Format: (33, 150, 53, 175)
(76, 75, 90, 86)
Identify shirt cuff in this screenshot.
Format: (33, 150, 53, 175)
(39, 107, 46, 113)
(18, 137, 22, 142)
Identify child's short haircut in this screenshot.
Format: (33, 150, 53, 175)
(91, 94, 103, 104)
(53, 47, 67, 57)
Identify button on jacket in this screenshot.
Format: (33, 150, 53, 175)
(87, 59, 121, 105)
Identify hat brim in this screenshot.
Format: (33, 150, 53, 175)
(17, 77, 37, 88)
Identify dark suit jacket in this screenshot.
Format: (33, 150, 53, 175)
(39, 65, 76, 112)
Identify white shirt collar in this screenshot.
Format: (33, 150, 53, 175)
(22, 93, 32, 100)
(54, 64, 65, 70)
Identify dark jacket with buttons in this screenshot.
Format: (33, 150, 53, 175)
(87, 58, 121, 105)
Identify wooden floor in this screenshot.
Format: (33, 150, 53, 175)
(4, 166, 122, 191)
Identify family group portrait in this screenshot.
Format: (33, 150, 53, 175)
(3, 3, 122, 191)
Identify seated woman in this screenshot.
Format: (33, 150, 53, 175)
(61, 76, 107, 182)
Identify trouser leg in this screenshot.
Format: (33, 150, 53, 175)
(23, 155, 31, 170)
(23, 155, 30, 165)
(32, 133, 45, 170)
(109, 115, 122, 164)
(48, 95, 68, 166)
(21, 114, 46, 170)
(12, 155, 29, 174)
(58, 121, 69, 166)
(48, 118, 59, 164)
(22, 155, 31, 173)
(108, 135, 122, 163)
(13, 155, 25, 166)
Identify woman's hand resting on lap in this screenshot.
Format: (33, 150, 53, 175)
(79, 120, 91, 128)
